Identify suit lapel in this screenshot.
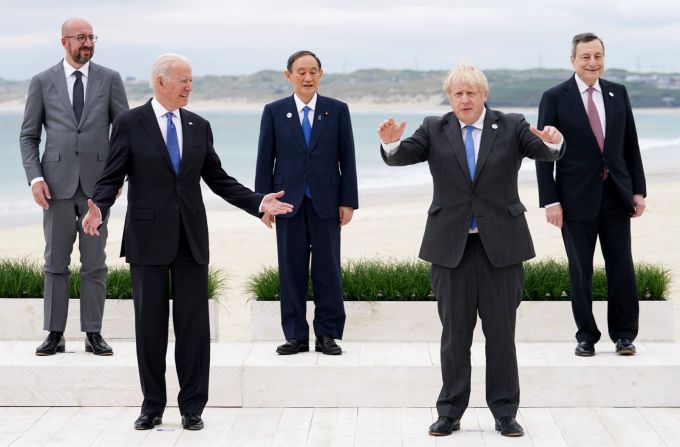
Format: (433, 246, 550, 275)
(308, 95, 329, 153)
(566, 76, 602, 153)
(79, 62, 103, 126)
(474, 108, 499, 183)
(49, 62, 78, 127)
(442, 113, 470, 181)
(284, 95, 307, 154)
(178, 109, 194, 176)
(600, 78, 615, 152)
(139, 100, 176, 174)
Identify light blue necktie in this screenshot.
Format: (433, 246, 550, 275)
(465, 125, 477, 230)
(165, 112, 181, 175)
(302, 106, 312, 197)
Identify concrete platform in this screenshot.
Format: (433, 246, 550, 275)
(2, 341, 679, 408)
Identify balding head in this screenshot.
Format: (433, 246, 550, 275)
(60, 17, 95, 68)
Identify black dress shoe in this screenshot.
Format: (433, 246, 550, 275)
(315, 336, 342, 355)
(615, 338, 636, 355)
(182, 414, 204, 430)
(495, 417, 524, 437)
(134, 413, 162, 430)
(575, 341, 595, 357)
(35, 332, 65, 356)
(85, 332, 113, 356)
(428, 416, 460, 436)
(276, 339, 309, 355)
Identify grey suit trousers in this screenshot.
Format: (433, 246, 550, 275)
(433, 234, 522, 420)
(43, 185, 108, 332)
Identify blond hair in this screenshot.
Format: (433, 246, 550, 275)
(442, 62, 489, 95)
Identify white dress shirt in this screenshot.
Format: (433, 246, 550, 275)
(293, 93, 317, 127)
(151, 97, 184, 157)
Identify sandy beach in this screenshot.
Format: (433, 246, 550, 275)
(0, 162, 678, 341)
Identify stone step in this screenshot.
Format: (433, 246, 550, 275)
(1, 341, 679, 408)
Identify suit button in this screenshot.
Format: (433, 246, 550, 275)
(75, 151, 79, 155)
(77, 130, 81, 134)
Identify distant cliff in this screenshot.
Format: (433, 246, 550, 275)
(2, 68, 678, 108)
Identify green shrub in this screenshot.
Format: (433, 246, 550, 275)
(0, 258, 224, 299)
(247, 258, 671, 301)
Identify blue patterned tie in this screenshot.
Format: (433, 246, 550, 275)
(72, 71, 84, 123)
(465, 125, 477, 230)
(165, 112, 181, 174)
(302, 106, 312, 197)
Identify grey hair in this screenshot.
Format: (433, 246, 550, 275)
(149, 53, 190, 88)
(442, 62, 489, 96)
(571, 33, 604, 58)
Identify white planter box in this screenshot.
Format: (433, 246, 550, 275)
(0, 298, 218, 341)
(250, 300, 674, 342)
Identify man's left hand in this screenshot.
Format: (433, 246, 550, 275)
(632, 194, 646, 217)
(339, 206, 354, 226)
(531, 125, 563, 145)
(82, 199, 102, 236)
(262, 191, 294, 216)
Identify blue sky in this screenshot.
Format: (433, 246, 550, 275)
(2, 0, 679, 80)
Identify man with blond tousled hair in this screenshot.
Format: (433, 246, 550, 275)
(379, 63, 565, 437)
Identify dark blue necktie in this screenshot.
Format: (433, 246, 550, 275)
(465, 125, 477, 230)
(165, 112, 181, 174)
(72, 71, 84, 123)
(302, 106, 312, 197)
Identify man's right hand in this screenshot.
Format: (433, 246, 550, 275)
(378, 118, 406, 144)
(82, 199, 102, 236)
(31, 180, 51, 209)
(545, 204, 564, 229)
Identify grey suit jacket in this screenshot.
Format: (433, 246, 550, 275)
(20, 60, 129, 199)
(382, 108, 565, 269)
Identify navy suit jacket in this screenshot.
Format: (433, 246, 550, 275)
(92, 100, 263, 265)
(255, 94, 358, 219)
(536, 75, 646, 221)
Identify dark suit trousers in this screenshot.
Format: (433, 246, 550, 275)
(43, 185, 108, 332)
(130, 222, 210, 416)
(433, 234, 522, 420)
(275, 197, 345, 341)
(561, 178, 639, 344)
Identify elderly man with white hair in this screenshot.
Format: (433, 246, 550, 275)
(82, 53, 294, 431)
(378, 63, 565, 438)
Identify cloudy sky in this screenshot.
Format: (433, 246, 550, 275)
(2, 0, 679, 80)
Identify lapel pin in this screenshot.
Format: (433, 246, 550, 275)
(286, 112, 292, 118)
(608, 91, 614, 97)
(324, 112, 329, 116)
(188, 122, 193, 125)
(317, 115, 322, 121)
(491, 123, 498, 129)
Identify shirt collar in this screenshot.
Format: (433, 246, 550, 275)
(151, 97, 179, 119)
(459, 107, 486, 131)
(63, 59, 90, 78)
(293, 93, 318, 113)
(574, 73, 602, 94)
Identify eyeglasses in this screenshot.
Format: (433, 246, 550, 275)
(64, 34, 98, 43)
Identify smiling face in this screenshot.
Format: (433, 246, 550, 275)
(571, 39, 605, 86)
(155, 60, 192, 111)
(448, 81, 488, 125)
(61, 19, 95, 68)
(285, 55, 323, 104)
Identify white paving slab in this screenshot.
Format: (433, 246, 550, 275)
(1, 341, 680, 407)
(0, 407, 677, 447)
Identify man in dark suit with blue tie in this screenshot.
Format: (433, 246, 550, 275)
(536, 33, 647, 357)
(83, 54, 293, 430)
(255, 50, 358, 356)
(379, 63, 565, 437)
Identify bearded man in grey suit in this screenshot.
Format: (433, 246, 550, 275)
(379, 63, 565, 438)
(20, 17, 129, 356)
